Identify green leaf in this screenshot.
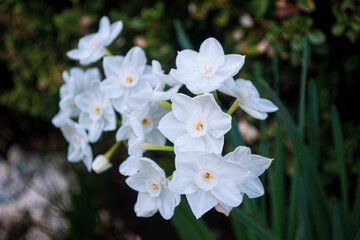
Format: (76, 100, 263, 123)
(229, 118, 244, 147)
(308, 81, 319, 166)
(307, 29, 326, 45)
(231, 208, 278, 240)
(171, 198, 215, 240)
(331, 107, 349, 211)
(249, 0, 269, 17)
(354, 176, 360, 226)
(332, 202, 354, 240)
(174, 19, 194, 50)
(298, 40, 309, 138)
(332, 23, 346, 36)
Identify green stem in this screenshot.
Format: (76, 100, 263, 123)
(104, 47, 113, 56)
(212, 90, 219, 102)
(104, 141, 122, 159)
(167, 175, 173, 180)
(141, 143, 174, 151)
(156, 101, 172, 110)
(227, 98, 241, 115)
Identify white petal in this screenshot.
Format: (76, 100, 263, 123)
(100, 76, 124, 99)
(158, 112, 187, 143)
(107, 20, 123, 45)
(119, 155, 141, 176)
(218, 77, 237, 97)
(115, 125, 132, 141)
(158, 188, 180, 220)
(197, 38, 225, 65)
(251, 98, 278, 113)
(122, 47, 147, 74)
(88, 120, 104, 142)
(78, 113, 92, 129)
(240, 105, 268, 120)
(171, 93, 202, 122)
(216, 54, 245, 78)
(169, 170, 198, 194)
(244, 155, 273, 176)
(211, 181, 242, 207)
(224, 146, 252, 164)
(202, 134, 224, 154)
(216, 161, 250, 185)
(103, 56, 124, 77)
(135, 192, 158, 212)
(175, 50, 198, 74)
(68, 144, 82, 162)
(186, 190, 218, 219)
(239, 173, 264, 198)
(98, 16, 111, 38)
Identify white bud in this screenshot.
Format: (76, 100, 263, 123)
(92, 155, 112, 174)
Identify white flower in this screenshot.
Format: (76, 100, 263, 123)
(215, 146, 273, 215)
(92, 155, 112, 173)
(75, 81, 116, 143)
(100, 47, 157, 113)
(67, 16, 123, 65)
(116, 103, 169, 154)
(52, 67, 101, 127)
(60, 120, 93, 171)
(126, 158, 180, 219)
(219, 78, 278, 120)
(125, 60, 181, 111)
(169, 152, 249, 219)
(170, 37, 245, 94)
(119, 154, 142, 176)
(158, 93, 231, 153)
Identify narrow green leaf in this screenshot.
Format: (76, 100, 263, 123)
(174, 20, 194, 50)
(308, 81, 319, 166)
(231, 208, 278, 240)
(229, 117, 244, 146)
(270, 47, 285, 239)
(171, 198, 215, 240)
(332, 202, 354, 240)
(331, 107, 349, 211)
(298, 40, 309, 138)
(231, 214, 251, 240)
(298, 179, 314, 240)
(260, 80, 331, 239)
(354, 175, 360, 226)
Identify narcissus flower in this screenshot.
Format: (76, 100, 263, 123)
(92, 155, 112, 174)
(158, 93, 231, 153)
(215, 146, 273, 216)
(75, 81, 116, 143)
(60, 120, 93, 171)
(170, 37, 245, 94)
(67, 16, 123, 65)
(126, 158, 180, 219)
(219, 78, 278, 120)
(100, 47, 157, 113)
(169, 152, 249, 219)
(52, 67, 101, 127)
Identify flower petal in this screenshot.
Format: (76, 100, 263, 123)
(197, 38, 225, 65)
(186, 190, 218, 219)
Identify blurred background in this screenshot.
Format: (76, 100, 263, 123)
(0, 0, 359, 239)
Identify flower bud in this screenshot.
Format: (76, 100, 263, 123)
(92, 155, 112, 174)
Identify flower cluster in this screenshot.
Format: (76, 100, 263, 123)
(53, 16, 278, 220)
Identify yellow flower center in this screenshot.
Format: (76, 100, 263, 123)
(152, 183, 159, 190)
(71, 101, 76, 107)
(126, 75, 134, 83)
(194, 120, 203, 130)
(142, 118, 149, 127)
(204, 66, 214, 73)
(93, 106, 100, 114)
(203, 172, 213, 182)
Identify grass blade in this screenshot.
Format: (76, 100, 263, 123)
(171, 197, 215, 240)
(298, 40, 309, 138)
(174, 19, 194, 50)
(331, 107, 349, 211)
(260, 80, 331, 239)
(308, 80, 319, 166)
(231, 214, 251, 240)
(332, 202, 354, 240)
(354, 175, 360, 226)
(231, 208, 278, 240)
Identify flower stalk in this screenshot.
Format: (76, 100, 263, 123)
(105, 141, 122, 159)
(141, 143, 174, 151)
(227, 98, 241, 115)
(156, 101, 172, 110)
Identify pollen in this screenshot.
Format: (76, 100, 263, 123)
(71, 101, 76, 107)
(142, 118, 149, 127)
(152, 183, 159, 190)
(194, 120, 203, 130)
(203, 172, 213, 182)
(93, 106, 100, 114)
(126, 75, 134, 83)
(204, 66, 214, 73)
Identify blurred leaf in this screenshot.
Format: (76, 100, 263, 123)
(332, 23, 346, 36)
(249, 0, 269, 17)
(307, 29, 326, 45)
(296, 0, 315, 12)
(298, 40, 309, 137)
(174, 19, 194, 50)
(308, 81, 319, 166)
(332, 202, 354, 240)
(331, 107, 349, 211)
(171, 198, 215, 240)
(231, 208, 278, 240)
